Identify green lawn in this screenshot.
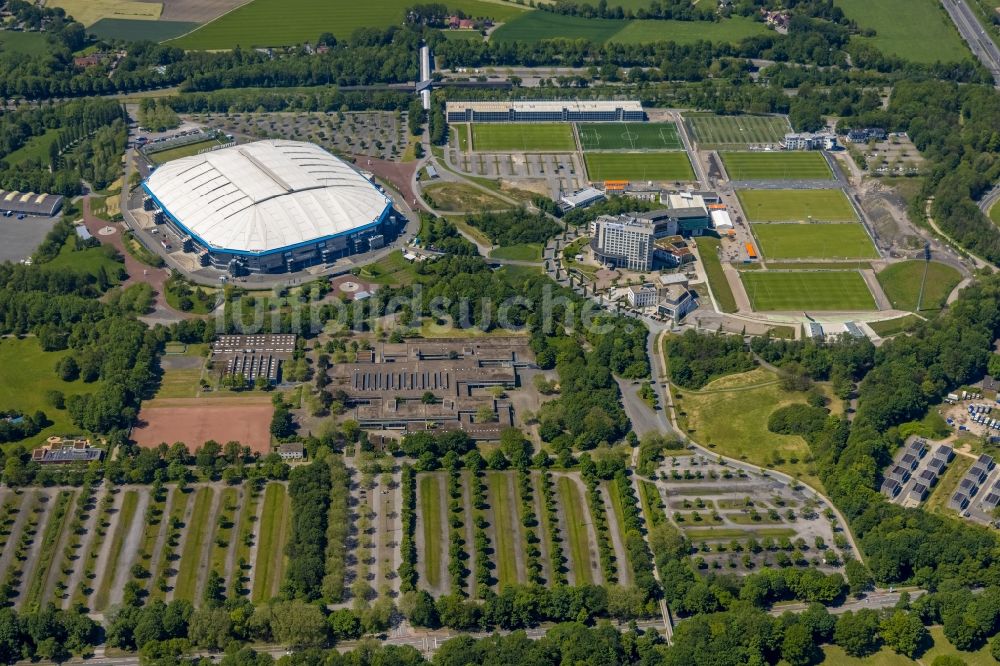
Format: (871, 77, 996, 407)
(741, 271, 876, 310)
(675, 368, 841, 489)
(44, 234, 124, 282)
(419, 474, 445, 590)
(557, 476, 595, 584)
(135, 488, 167, 590)
(439, 29, 483, 41)
(22, 490, 73, 613)
(147, 138, 225, 165)
(835, 0, 972, 63)
(868, 314, 922, 338)
(492, 11, 769, 45)
(686, 114, 791, 149)
(93, 490, 140, 610)
(357, 250, 419, 286)
(584, 152, 694, 182)
(738, 189, 856, 222)
(683, 527, 797, 540)
(487, 472, 520, 590)
(819, 625, 994, 665)
(603, 481, 634, 580)
(723, 152, 832, 180)
(174, 486, 214, 602)
(2, 129, 61, 166)
(471, 123, 576, 152)
(169, 0, 527, 48)
(876, 260, 963, 313)
(490, 244, 542, 261)
(252, 483, 288, 603)
(209, 488, 238, 579)
(149, 488, 190, 602)
(577, 122, 681, 150)
(0, 31, 54, 56)
(0, 337, 103, 444)
(752, 224, 878, 260)
(991, 201, 1000, 225)
(694, 237, 737, 313)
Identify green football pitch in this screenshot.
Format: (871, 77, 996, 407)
(752, 224, 878, 260)
(577, 122, 682, 150)
(737, 189, 856, 222)
(470, 123, 576, 152)
(685, 114, 790, 149)
(741, 271, 877, 311)
(723, 152, 833, 180)
(584, 152, 694, 182)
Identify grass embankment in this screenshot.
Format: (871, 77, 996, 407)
(868, 314, 923, 338)
(876, 260, 962, 313)
(694, 237, 737, 313)
(173, 487, 214, 602)
(557, 476, 595, 584)
(488, 472, 521, 590)
(419, 474, 445, 590)
(93, 490, 140, 610)
(252, 483, 289, 603)
(21, 491, 73, 612)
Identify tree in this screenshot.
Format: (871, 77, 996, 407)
(400, 590, 439, 628)
(188, 608, 232, 650)
(880, 610, 926, 658)
(782, 622, 820, 666)
(834, 609, 881, 657)
(268, 601, 328, 648)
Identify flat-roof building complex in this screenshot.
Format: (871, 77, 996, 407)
(141, 140, 399, 274)
(212, 334, 296, 385)
(445, 100, 645, 123)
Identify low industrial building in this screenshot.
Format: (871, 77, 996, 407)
(211, 334, 296, 385)
(559, 187, 606, 212)
(445, 100, 645, 123)
(0, 190, 63, 217)
(328, 338, 532, 440)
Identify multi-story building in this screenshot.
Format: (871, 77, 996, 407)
(445, 100, 645, 123)
(590, 214, 655, 271)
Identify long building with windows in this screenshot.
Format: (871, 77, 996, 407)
(141, 140, 401, 274)
(445, 100, 645, 123)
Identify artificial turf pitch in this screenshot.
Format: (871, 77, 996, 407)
(723, 152, 832, 180)
(741, 271, 876, 311)
(752, 224, 878, 259)
(577, 122, 682, 150)
(471, 123, 576, 152)
(584, 152, 694, 181)
(685, 114, 791, 148)
(737, 189, 856, 222)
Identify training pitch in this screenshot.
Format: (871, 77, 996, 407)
(584, 152, 694, 182)
(133, 397, 274, 454)
(471, 123, 576, 152)
(723, 152, 832, 180)
(686, 114, 791, 149)
(752, 224, 878, 260)
(577, 122, 682, 150)
(737, 189, 856, 222)
(741, 271, 876, 311)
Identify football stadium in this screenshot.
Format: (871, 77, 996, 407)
(141, 140, 399, 274)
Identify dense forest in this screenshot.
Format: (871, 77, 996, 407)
(463, 210, 561, 247)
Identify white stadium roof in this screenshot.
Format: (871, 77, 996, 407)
(143, 140, 391, 256)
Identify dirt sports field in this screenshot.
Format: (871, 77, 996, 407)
(132, 396, 273, 454)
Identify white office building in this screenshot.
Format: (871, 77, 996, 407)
(591, 215, 655, 271)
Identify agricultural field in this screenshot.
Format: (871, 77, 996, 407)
(686, 114, 791, 149)
(471, 123, 576, 152)
(168, 0, 527, 48)
(0, 31, 53, 56)
(723, 152, 832, 180)
(876, 260, 963, 313)
(0, 337, 103, 444)
(414, 470, 625, 592)
(835, 0, 972, 63)
(737, 189, 856, 222)
(577, 122, 682, 150)
(751, 224, 878, 260)
(49, 0, 160, 26)
(87, 19, 199, 41)
(584, 152, 694, 182)
(741, 271, 877, 311)
(492, 12, 769, 45)
(672, 368, 842, 489)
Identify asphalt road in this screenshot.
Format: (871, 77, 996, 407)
(942, 0, 1000, 86)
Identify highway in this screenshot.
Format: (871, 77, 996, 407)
(942, 0, 1000, 86)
